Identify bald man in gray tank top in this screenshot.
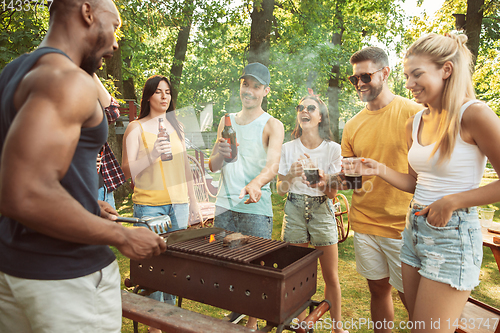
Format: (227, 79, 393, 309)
(0, 1, 165, 332)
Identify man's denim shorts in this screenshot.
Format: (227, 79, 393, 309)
(214, 206, 273, 239)
(400, 202, 482, 291)
(282, 193, 338, 247)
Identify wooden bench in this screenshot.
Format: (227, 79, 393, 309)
(455, 298, 500, 333)
(118, 99, 138, 122)
(121, 290, 255, 333)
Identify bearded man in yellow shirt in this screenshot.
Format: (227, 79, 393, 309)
(342, 47, 421, 332)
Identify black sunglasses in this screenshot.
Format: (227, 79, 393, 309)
(296, 104, 317, 113)
(348, 68, 384, 86)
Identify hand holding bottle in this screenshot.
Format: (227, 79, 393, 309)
(153, 136, 172, 161)
(220, 114, 238, 163)
(215, 138, 235, 160)
(157, 118, 173, 161)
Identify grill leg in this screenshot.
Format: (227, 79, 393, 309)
(133, 285, 140, 333)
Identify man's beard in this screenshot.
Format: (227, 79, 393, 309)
(358, 82, 383, 102)
(80, 31, 106, 75)
(80, 55, 99, 75)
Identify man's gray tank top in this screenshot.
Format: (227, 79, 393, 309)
(0, 47, 115, 279)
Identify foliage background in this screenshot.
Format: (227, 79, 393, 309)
(2, 2, 500, 331)
(2, 0, 498, 138)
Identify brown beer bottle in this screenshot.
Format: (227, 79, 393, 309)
(158, 118, 173, 161)
(221, 114, 238, 163)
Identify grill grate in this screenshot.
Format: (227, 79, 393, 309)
(166, 232, 287, 263)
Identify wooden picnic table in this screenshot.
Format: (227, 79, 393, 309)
(482, 227, 500, 273)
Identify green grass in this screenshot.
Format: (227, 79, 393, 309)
(115, 189, 500, 332)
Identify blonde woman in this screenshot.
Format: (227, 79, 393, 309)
(345, 33, 500, 332)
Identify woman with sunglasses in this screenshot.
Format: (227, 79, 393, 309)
(277, 92, 346, 333)
(346, 33, 500, 332)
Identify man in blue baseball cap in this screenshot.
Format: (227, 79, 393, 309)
(239, 62, 271, 86)
(209, 62, 284, 329)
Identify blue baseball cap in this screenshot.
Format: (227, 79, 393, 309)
(239, 62, 271, 86)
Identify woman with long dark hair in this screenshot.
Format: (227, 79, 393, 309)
(122, 75, 200, 333)
(277, 92, 346, 333)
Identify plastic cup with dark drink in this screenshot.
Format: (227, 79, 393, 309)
(304, 168, 320, 185)
(301, 157, 320, 185)
(342, 157, 363, 189)
(344, 173, 362, 189)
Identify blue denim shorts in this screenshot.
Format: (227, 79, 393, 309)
(98, 186, 115, 210)
(133, 203, 189, 304)
(133, 203, 189, 232)
(400, 202, 482, 291)
(214, 206, 273, 239)
(282, 193, 338, 247)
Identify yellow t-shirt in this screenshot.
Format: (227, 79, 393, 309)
(341, 96, 422, 239)
(132, 122, 189, 206)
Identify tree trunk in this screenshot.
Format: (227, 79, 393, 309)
(105, 46, 123, 95)
(170, 0, 194, 107)
(327, 1, 344, 143)
(465, 0, 484, 68)
(248, 0, 274, 66)
(123, 77, 136, 102)
(104, 44, 124, 167)
(123, 56, 137, 102)
(248, 0, 274, 111)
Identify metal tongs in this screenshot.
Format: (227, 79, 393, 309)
(116, 215, 172, 235)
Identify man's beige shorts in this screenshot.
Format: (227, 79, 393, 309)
(0, 260, 121, 333)
(353, 231, 404, 292)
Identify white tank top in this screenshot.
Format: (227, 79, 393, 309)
(408, 100, 487, 205)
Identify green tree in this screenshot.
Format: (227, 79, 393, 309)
(0, 5, 49, 69)
(403, 0, 500, 114)
(268, 0, 405, 140)
(169, 1, 248, 123)
(170, 0, 195, 106)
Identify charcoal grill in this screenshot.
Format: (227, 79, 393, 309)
(127, 230, 323, 330)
